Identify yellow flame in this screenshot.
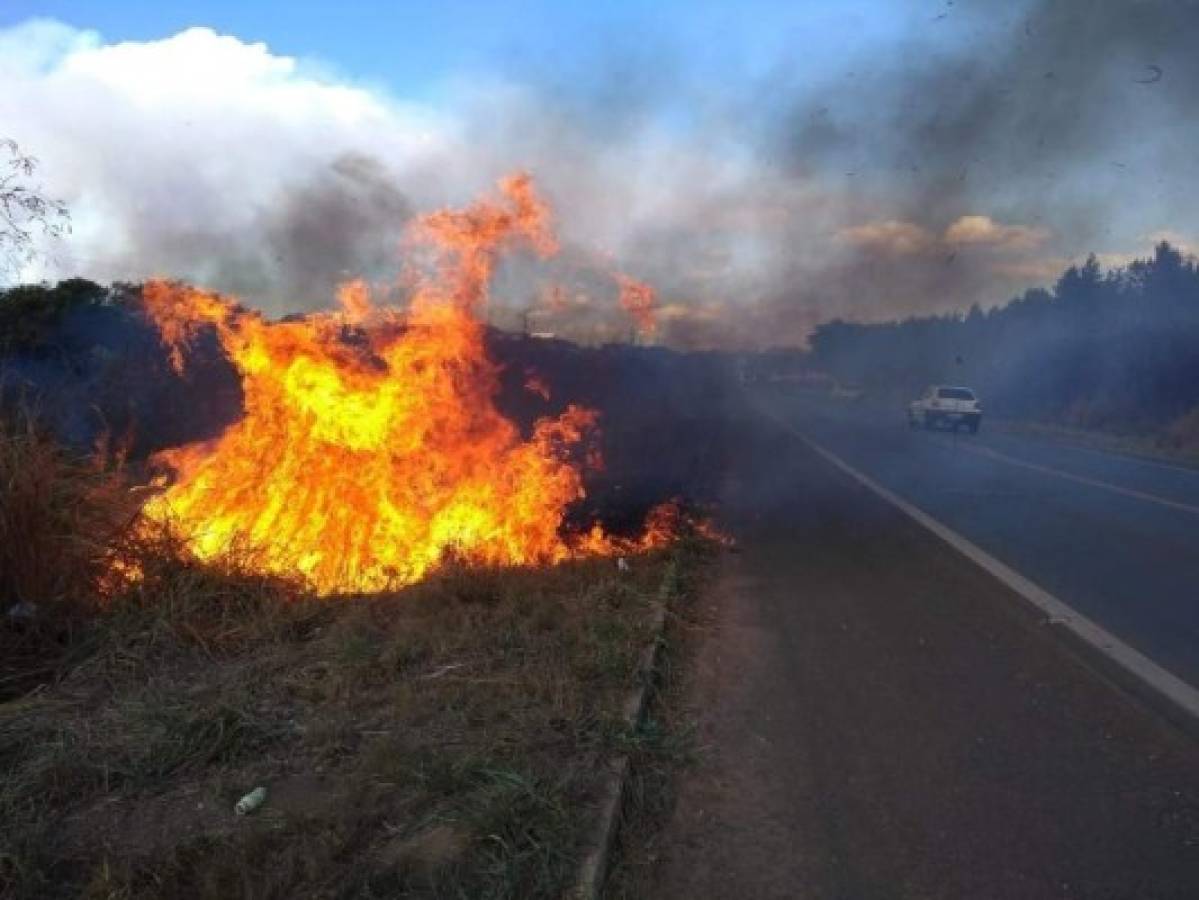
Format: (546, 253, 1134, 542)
(137, 174, 676, 594)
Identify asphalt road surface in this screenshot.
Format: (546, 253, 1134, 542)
(650, 390, 1199, 899)
(756, 388, 1199, 691)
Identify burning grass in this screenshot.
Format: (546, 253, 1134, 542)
(0, 396, 719, 898)
(0, 171, 726, 897)
(0, 358, 722, 898)
(133, 174, 674, 596)
(0, 516, 716, 899)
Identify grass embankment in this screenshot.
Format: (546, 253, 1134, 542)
(991, 416, 1199, 469)
(0, 414, 717, 899)
(601, 556, 710, 900)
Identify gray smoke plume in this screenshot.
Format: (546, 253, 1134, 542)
(4, 5, 1199, 346)
(757, 0, 1199, 327)
(253, 153, 412, 311)
(102, 153, 412, 315)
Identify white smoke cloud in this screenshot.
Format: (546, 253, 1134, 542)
(0, 18, 891, 344)
(0, 19, 455, 313)
(2, 16, 1174, 346)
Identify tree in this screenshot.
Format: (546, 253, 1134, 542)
(803, 242, 1199, 432)
(0, 139, 70, 278)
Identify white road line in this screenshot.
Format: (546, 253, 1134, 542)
(992, 425, 1199, 478)
(758, 406, 1199, 727)
(945, 440, 1199, 517)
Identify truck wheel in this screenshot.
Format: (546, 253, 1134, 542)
(923, 415, 936, 431)
(968, 420, 980, 434)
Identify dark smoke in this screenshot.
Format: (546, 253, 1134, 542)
(761, 0, 1199, 325)
(779, 0, 1199, 217)
(258, 153, 412, 309)
(109, 153, 411, 317)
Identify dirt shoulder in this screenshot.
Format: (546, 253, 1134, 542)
(648, 415, 1199, 900)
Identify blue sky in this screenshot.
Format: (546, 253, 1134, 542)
(0, 0, 911, 101)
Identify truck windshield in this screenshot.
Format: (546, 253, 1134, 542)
(937, 388, 975, 401)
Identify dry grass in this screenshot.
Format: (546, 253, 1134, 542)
(0, 401, 145, 701)
(1163, 406, 1199, 455)
(0, 414, 718, 899)
(0, 403, 135, 613)
(603, 545, 715, 900)
(992, 415, 1199, 468)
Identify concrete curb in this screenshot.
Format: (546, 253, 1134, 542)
(570, 564, 673, 900)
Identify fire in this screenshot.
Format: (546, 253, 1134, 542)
(617, 273, 657, 338)
(137, 174, 676, 595)
(525, 372, 551, 400)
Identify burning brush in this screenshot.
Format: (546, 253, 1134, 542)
(130, 173, 692, 595)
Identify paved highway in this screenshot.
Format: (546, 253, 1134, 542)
(754, 386, 1199, 691)
(651, 396, 1199, 899)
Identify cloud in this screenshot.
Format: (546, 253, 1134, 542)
(990, 256, 1071, 282)
(0, 18, 863, 344)
(944, 215, 1049, 251)
(0, 20, 451, 314)
(838, 214, 1051, 259)
(837, 220, 937, 256)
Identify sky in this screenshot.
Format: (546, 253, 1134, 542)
(2, 0, 1197, 347)
(0, 1, 906, 96)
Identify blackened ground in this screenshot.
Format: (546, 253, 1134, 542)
(650, 399, 1199, 900)
(490, 333, 736, 532)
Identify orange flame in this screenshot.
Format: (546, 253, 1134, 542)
(616, 273, 657, 338)
(336, 278, 374, 324)
(525, 372, 551, 400)
(136, 174, 674, 595)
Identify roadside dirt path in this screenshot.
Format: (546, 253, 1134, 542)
(649, 416, 1199, 899)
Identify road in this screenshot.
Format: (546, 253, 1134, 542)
(649, 390, 1199, 899)
(757, 388, 1199, 691)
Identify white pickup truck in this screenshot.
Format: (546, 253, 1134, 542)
(908, 385, 982, 433)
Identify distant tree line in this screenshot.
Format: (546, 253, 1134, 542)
(0, 278, 122, 353)
(809, 243, 1199, 442)
(0, 279, 244, 456)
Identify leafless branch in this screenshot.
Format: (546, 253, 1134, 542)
(1, 138, 71, 277)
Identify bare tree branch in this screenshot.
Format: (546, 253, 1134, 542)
(1, 138, 71, 278)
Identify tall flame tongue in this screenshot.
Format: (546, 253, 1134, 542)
(617, 273, 657, 339)
(139, 173, 651, 595)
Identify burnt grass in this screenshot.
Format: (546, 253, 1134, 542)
(0, 539, 717, 899)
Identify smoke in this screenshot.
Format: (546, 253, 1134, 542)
(0, 20, 443, 316)
(2, 5, 1197, 346)
(767, 0, 1199, 324)
(229, 153, 413, 308)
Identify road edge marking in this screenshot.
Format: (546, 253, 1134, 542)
(945, 440, 1199, 517)
(769, 414, 1199, 729)
(991, 421, 1199, 478)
